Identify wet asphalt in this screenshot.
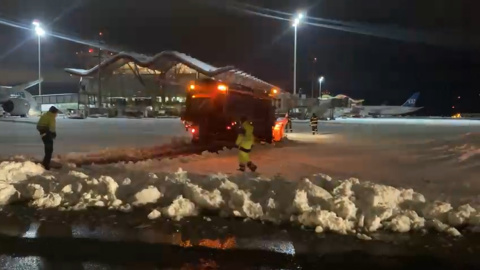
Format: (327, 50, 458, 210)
(0, 205, 479, 269)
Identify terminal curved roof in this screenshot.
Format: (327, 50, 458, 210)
(65, 51, 280, 92)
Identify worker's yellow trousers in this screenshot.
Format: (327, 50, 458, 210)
(238, 149, 250, 164)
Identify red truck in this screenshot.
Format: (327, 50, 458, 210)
(182, 78, 278, 144)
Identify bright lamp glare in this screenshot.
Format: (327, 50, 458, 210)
(319, 76, 324, 82)
(217, 84, 228, 91)
(293, 18, 300, 27)
(32, 20, 45, 36)
(35, 26, 45, 36)
(298, 13, 304, 19)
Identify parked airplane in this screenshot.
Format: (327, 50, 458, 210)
(349, 92, 422, 117)
(0, 79, 42, 117)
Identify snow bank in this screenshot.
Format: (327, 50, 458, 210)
(3, 161, 480, 238)
(61, 136, 191, 165)
(30, 193, 62, 208)
(0, 161, 45, 205)
(0, 161, 44, 183)
(147, 209, 161, 220)
(162, 195, 198, 221)
(132, 186, 162, 206)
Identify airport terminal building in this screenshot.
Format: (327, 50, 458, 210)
(61, 51, 283, 117)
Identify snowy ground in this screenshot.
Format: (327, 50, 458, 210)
(0, 117, 186, 157)
(0, 158, 478, 239)
(1, 117, 479, 204)
(0, 117, 479, 240)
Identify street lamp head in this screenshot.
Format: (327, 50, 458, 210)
(292, 12, 305, 27)
(35, 26, 45, 36)
(292, 18, 300, 27)
(32, 20, 45, 36)
(319, 76, 324, 83)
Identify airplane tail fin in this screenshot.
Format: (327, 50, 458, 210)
(401, 92, 420, 107)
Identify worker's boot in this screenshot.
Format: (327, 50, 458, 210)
(247, 162, 257, 172)
(238, 164, 246, 172)
(42, 163, 50, 171)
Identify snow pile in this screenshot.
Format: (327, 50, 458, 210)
(147, 209, 161, 220)
(298, 208, 353, 234)
(132, 186, 162, 206)
(290, 175, 475, 237)
(69, 170, 89, 179)
(27, 184, 45, 199)
(0, 185, 19, 205)
(184, 183, 224, 210)
(122, 178, 132, 185)
(0, 161, 44, 183)
(162, 195, 198, 221)
(61, 175, 123, 211)
(30, 193, 62, 208)
(3, 161, 480, 238)
(0, 161, 45, 205)
(218, 179, 265, 219)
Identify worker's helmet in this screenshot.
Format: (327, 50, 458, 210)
(49, 106, 59, 114)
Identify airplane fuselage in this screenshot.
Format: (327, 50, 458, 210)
(352, 105, 423, 116)
(0, 79, 41, 116)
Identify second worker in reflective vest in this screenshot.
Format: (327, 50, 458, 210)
(236, 116, 257, 172)
(36, 106, 59, 170)
(285, 112, 293, 133)
(310, 113, 318, 135)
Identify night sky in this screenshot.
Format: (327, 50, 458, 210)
(1, 0, 479, 115)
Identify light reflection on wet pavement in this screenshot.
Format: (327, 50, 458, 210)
(0, 207, 479, 269)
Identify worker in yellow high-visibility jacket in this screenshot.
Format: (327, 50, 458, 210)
(235, 116, 257, 172)
(36, 106, 59, 170)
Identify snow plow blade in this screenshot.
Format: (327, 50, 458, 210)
(273, 118, 288, 142)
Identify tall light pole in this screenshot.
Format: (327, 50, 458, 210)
(97, 32, 105, 108)
(311, 57, 317, 98)
(292, 13, 304, 96)
(32, 21, 45, 98)
(318, 76, 324, 98)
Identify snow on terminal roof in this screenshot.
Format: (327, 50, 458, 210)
(65, 51, 281, 92)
